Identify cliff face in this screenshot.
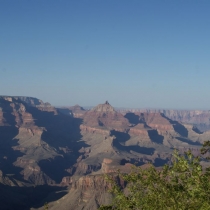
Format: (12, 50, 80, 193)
(143, 113, 174, 132)
(82, 101, 130, 132)
(0, 96, 81, 185)
(129, 123, 151, 137)
(1, 97, 208, 186)
(1, 96, 210, 210)
(35, 174, 123, 210)
(57, 104, 86, 118)
(80, 125, 110, 135)
(0, 96, 55, 111)
(162, 110, 210, 132)
(120, 109, 210, 132)
(66, 102, 210, 181)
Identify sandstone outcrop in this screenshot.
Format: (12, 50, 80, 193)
(83, 101, 129, 131)
(80, 125, 110, 135)
(34, 174, 124, 210)
(129, 123, 151, 137)
(143, 113, 174, 132)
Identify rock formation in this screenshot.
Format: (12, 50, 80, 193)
(57, 104, 86, 118)
(120, 108, 210, 132)
(0, 96, 210, 210)
(82, 101, 130, 131)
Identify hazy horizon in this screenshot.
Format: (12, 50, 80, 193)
(1, 0, 210, 109)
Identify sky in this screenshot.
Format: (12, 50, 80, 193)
(0, 0, 210, 109)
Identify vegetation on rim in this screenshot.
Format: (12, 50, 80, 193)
(99, 141, 210, 210)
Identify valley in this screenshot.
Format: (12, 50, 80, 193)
(0, 96, 209, 210)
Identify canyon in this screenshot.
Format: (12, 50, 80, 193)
(0, 96, 210, 210)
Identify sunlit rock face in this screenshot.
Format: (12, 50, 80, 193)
(82, 101, 130, 131)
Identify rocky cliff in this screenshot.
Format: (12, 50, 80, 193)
(57, 104, 86, 118)
(0, 96, 82, 186)
(33, 174, 124, 210)
(120, 108, 210, 132)
(1, 96, 210, 210)
(82, 101, 130, 132)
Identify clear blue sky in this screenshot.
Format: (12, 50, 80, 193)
(1, 0, 210, 109)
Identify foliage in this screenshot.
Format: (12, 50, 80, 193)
(44, 202, 48, 210)
(201, 141, 210, 157)
(99, 147, 210, 210)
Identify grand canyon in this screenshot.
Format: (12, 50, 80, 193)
(0, 96, 210, 210)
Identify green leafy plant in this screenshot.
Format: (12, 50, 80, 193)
(44, 202, 48, 210)
(201, 140, 210, 157)
(99, 148, 210, 210)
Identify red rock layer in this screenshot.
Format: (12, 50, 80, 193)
(129, 124, 150, 137)
(143, 113, 174, 131)
(80, 125, 110, 135)
(83, 102, 129, 131)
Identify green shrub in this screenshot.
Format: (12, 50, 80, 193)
(99, 143, 210, 210)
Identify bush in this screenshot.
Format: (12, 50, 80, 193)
(99, 143, 210, 210)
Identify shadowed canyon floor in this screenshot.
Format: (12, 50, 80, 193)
(0, 96, 210, 209)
